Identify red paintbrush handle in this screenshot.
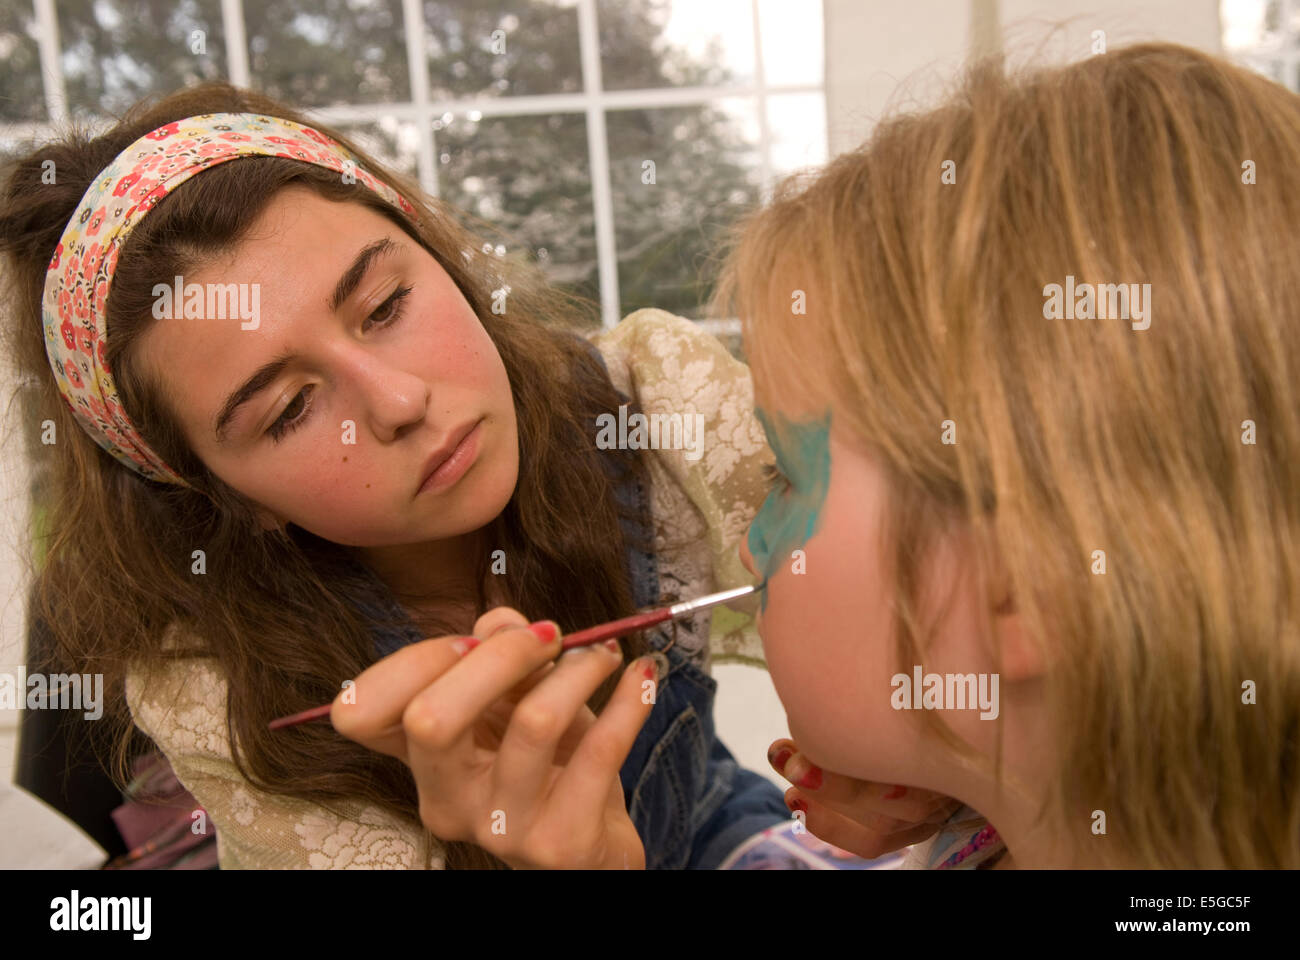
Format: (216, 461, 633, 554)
(268, 583, 761, 730)
(558, 608, 673, 651)
(268, 703, 332, 730)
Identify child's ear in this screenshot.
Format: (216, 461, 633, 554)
(985, 542, 1044, 683)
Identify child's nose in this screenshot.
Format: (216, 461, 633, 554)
(738, 527, 758, 579)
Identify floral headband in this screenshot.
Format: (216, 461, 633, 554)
(42, 112, 416, 488)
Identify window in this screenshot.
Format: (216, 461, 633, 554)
(1222, 0, 1300, 91)
(0, 0, 828, 333)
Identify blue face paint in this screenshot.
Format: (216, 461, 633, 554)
(748, 408, 832, 609)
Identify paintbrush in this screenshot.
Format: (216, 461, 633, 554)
(269, 581, 766, 731)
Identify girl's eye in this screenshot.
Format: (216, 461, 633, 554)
(267, 384, 314, 443)
(761, 462, 791, 492)
(266, 284, 415, 443)
(362, 283, 413, 332)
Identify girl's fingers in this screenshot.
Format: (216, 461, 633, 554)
(470, 605, 569, 707)
(548, 657, 658, 838)
(472, 605, 533, 639)
(492, 641, 624, 804)
(333, 606, 542, 754)
(401, 621, 563, 753)
(499, 660, 557, 704)
(330, 635, 472, 760)
(786, 788, 944, 860)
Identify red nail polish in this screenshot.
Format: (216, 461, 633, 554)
(884, 785, 907, 800)
(529, 621, 557, 644)
(797, 765, 823, 790)
(769, 748, 793, 771)
(787, 797, 807, 814)
(604, 639, 620, 653)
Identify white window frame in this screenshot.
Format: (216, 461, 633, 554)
(10, 0, 827, 330)
(1223, 0, 1300, 91)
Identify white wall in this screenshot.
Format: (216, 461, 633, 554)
(824, 0, 1223, 155)
(0, 369, 33, 768)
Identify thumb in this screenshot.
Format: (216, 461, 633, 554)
(472, 605, 532, 639)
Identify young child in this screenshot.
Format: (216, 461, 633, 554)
(720, 42, 1300, 868)
(0, 82, 815, 868)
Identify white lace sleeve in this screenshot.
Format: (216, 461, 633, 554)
(125, 648, 445, 869)
(592, 308, 773, 668)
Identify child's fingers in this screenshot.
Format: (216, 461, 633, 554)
(785, 788, 944, 860)
(493, 642, 624, 803)
(547, 657, 657, 837)
(330, 635, 472, 760)
(767, 738, 955, 825)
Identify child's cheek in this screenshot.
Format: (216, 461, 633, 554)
(759, 549, 860, 772)
(747, 489, 782, 590)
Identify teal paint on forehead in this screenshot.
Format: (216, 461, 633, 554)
(747, 408, 832, 608)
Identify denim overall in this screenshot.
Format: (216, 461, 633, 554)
(365, 352, 789, 868)
(600, 448, 791, 868)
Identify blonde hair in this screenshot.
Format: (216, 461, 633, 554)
(713, 42, 1300, 867)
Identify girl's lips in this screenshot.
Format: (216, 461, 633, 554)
(418, 419, 482, 495)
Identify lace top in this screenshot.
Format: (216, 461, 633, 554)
(124, 308, 774, 868)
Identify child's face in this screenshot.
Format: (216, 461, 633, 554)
(739, 398, 995, 788)
(136, 186, 519, 548)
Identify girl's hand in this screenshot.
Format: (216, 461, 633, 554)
(767, 738, 962, 859)
(331, 606, 657, 869)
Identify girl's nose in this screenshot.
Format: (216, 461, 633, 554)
(356, 360, 427, 437)
(738, 526, 758, 579)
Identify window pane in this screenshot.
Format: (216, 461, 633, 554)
(767, 91, 826, 176)
(1221, 0, 1270, 50)
(434, 112, 596, 301)
(334, 117, 420, 180)
(57, 0, 227, 120)
(599, 0, 754, 90)
(247, 0, 410, 106)
(759, 0, 823, 87)
(0, 4, 45, 122)
(1220, 0, 1293, 50)
(423, 0, 582, 100)
(606, 100, 762, 319)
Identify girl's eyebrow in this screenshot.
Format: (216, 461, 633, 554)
(212, 236, 403, 444)
(328, 237, 400, 312)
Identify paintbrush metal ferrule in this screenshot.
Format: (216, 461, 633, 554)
(557, 581, 766, 651)
(667, 583, 762, 616)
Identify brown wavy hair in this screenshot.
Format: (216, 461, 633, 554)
(0, 83, 652, 869)
(714, 42, 1300, 867)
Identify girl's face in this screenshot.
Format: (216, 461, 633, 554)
(738, 397, 998, 790)
(136, 186, 519, 548)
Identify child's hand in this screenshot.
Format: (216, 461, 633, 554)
(330, 606, 656, 869)
(767, 738, 961, 859)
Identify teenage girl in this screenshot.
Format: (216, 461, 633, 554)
(1, 83, 829, 869)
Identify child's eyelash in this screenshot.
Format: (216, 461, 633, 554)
(266, 284, 414, 443)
